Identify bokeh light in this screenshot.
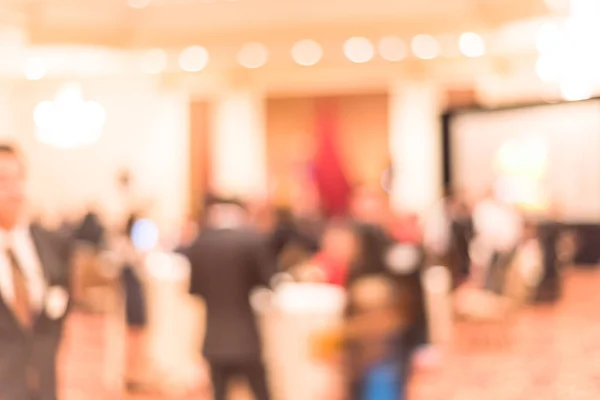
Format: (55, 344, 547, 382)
(411, 34, 440, 60)
(459, 32, 486, 58)
(238, 42, 269, 69)
(343, 37, 374, 63)
(291, 39, 323, 66)
(178, 46, 209, 72)
(378, 36, 408, 62)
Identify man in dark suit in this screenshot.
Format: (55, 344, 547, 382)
(0, 144, 71, 400)
(179, 198, 275, 400)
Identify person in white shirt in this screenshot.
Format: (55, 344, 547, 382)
(0, 144, 71, 400)
(471, 188, 523, 293)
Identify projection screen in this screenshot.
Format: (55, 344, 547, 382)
(450, 100, 600, 222)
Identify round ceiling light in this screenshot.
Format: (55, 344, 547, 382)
(459, 32, 486, 58)
(291, 39, 323, 66)
(238, 42, 269, 69)
(25, 57, 46, 81)
(411, 34, 440, 60)
(344, 37, 374, 63)
(178, 46, 209, 72)
(142, 48, 167, 74)
(378, 36, 408, 62)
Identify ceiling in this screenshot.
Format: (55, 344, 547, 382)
(0, 0, 554, 48)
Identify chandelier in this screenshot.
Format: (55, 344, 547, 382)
(537, 0, 600, 100)
(33, 83, 106, 149)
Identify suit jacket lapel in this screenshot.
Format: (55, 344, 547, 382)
(29, 225, 57, 286)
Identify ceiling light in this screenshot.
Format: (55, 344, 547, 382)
(459, 32, 486, 58)
(378, 36, 407, 62)
(24, 57, 46, 81)
(560, 79, 592, 101)
(178, 46, 209, 72)
(291, 39, 322, 66)
(127, 0, 151, 9)
(34, 83, 105, 149)
(142, 48, 167, 74)
(343, 37, 374, 64)
(237, 42, 269, 69)
(411, 34, 440, 60)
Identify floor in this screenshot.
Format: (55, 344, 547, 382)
(59, 268, 600, 399)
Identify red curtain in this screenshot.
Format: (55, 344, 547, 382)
(312, 100, 352, 217)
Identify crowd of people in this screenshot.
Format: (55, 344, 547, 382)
(0, 141, 571, 400)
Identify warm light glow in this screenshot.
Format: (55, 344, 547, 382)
(560, 79, 592, 101)
(411, 34, 440, 60)
(237, 42, 269, 69)
(536, 54, 564, 81)
(459, 32, 486, 58)
(141, 48, 167, 74)
(378, 36, 407, 62)
(34, 83, 105, 149)
(24, 57, 46, 80)
(291, 39, 322, 66)
(178, 46, 209, 72)
(536, 22, 563, 54)
(343, 37, 374, 63)
(545, 0, 570, 11)
(495, 136, 549, 208)
(495, 137, 548, 177)
(127, 0, 151, 9)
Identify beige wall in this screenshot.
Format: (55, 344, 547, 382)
(1, 76, 189, 234)
(266, 93, 389, 203)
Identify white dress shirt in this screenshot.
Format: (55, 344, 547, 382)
(473, 199, 523, 253)
(0, 225, 46, 311)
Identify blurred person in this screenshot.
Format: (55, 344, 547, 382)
(270, 184, 324, 270)
(471, 187, 523, 294)
(73, 205, 106, 250)
(423, 188, 473, 287)
(391, 212, 422, 244)
(304, 220, 358, 286)
(117, 213, 150, 392)
(0, 144, 71, 400)
(343, 275, 408, 400)
(179, 198, 276, 400)
(347, 186, 393, 283)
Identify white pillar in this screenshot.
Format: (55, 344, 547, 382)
(210, 90, 267, 199)
(389, 82, 442, 215)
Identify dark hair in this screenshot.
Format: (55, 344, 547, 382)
(0, 144, 18, 155)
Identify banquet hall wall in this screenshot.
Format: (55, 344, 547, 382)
(265, 93, 389, 205)
(0, 76, 190, 235)
(0, 75, 445, 232)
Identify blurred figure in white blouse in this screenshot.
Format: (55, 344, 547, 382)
(471, 187, 523, 293)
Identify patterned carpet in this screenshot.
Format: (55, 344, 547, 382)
(59, 268, 600, 399)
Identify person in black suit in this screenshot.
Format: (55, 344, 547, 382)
(179, 198, 275, 400)
(0, 144, 71, 400)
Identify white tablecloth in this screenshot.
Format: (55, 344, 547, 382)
(142, 253, 346, 399)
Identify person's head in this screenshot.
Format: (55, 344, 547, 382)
(320, 221, 358, 263)
(206, 197, 248, 229)
(0, 144, 26, 230)
(349, 185, 388, 225)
